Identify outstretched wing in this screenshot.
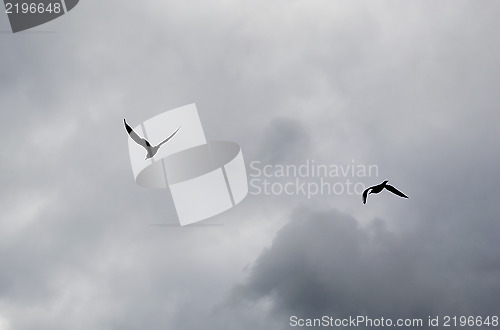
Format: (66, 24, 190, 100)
(124, 119, 151, 150)
(362, 188, 370, 204)
(155, 126, 181, 149)
(385, 184, 409, 199)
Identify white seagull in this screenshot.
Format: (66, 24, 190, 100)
(124, 119, 180, 160)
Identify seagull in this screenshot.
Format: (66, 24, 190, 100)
(362, 180, 408, 204)
(124, 119, 180, 160)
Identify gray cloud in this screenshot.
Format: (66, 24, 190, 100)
(255, 117, 311, 164)
(1, 1, 500, 329)
(235, 207, 500, 328)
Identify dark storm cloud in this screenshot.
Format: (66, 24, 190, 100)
(234, 207, 500, 327)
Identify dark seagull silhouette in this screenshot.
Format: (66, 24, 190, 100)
(124, 119, 180, 160)
(362, 180, 408, 204)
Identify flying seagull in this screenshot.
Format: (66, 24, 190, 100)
(124, 119, 180, 160)
(362, 180, 408, 204)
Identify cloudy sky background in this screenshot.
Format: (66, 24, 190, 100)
(1, 1, 500, 329)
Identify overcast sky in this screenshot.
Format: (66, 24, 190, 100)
(1, 1, 500, 329)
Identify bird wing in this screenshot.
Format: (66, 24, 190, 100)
(124, 119, 151, 150)
(155, 126, 181, 148)
(385, 184, 409, 198)
(362, 188, 370, 204)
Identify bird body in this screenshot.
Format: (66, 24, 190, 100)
(124, 119, 180, 160)
(362, 180, 408, 204)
